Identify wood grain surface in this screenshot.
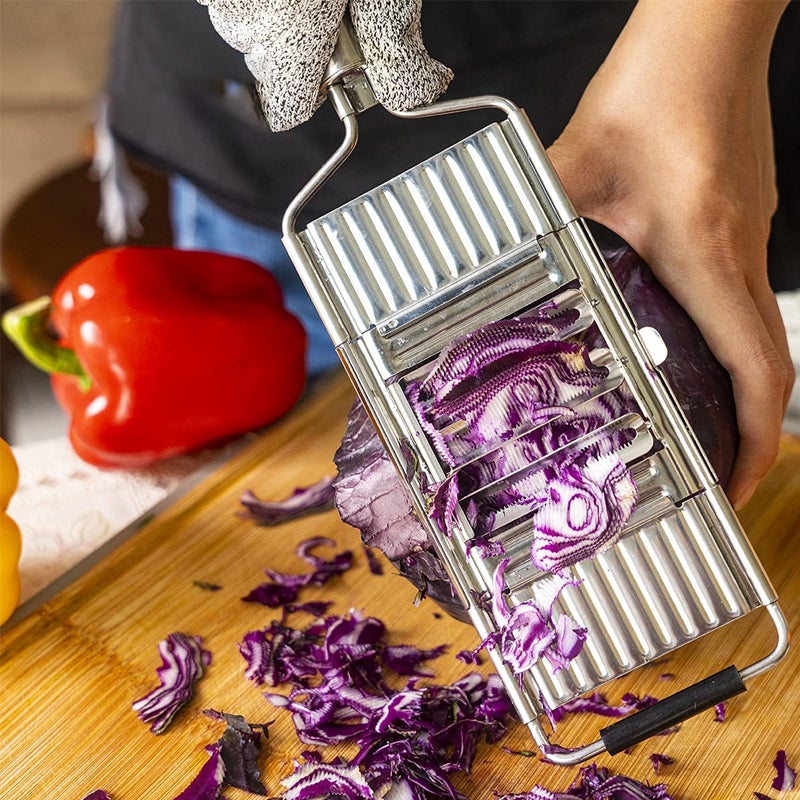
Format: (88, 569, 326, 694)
(2, 374, 798, 799)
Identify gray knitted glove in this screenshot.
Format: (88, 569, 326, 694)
(198, 0, 453, 131)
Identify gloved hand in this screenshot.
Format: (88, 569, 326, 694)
(198, 0, 453, 131)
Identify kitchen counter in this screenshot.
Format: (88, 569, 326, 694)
(2, 373, 798, 798)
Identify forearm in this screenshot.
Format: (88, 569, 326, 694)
(606, 0, 788, 103)
(627, 0, 788, 55)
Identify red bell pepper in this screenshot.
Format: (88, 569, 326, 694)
(2, 247, 307, 467)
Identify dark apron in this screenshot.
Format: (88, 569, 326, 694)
(107, 0, 799, 290)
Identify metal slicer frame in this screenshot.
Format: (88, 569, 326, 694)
(280, 23, 789, 764)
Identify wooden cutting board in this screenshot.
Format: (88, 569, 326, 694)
(2, 374, 799, 799)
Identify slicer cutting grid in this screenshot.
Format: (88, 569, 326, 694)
(283, 70, 788, 761)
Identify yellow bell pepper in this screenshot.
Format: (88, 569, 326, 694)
(0, 437, 21, 624)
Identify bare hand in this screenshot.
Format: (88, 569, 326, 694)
(548, 0, 794, 508)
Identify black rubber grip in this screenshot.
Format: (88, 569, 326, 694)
(599, 665, 746, 754)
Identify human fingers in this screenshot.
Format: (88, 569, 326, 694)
(202, 0, 347, 131)
(641, 237, 789, 509)
(350, 0, 452, 111)
(728, 275, 796, 507)
(748, 275, 795, 414)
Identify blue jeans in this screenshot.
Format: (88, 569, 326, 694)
(169, 175, 340, 378)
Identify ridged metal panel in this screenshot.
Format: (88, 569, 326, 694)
(301, 121, 554, 336)
(514, 499, 760, 709)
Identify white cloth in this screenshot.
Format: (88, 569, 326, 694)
(7, 438, 232, 604)
(777, 289, 800, 436)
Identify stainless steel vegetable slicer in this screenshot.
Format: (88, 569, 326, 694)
(281, 20, 789, 764)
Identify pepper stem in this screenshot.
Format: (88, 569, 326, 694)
(1, 296, 91, 390)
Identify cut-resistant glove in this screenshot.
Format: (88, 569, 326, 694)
(198, 0, 453, 131)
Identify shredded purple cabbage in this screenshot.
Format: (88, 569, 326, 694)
(456, 649, 482, 665)
(754, 793, 774, 800)
(486, 560, 586, 674)
(240, 620, 321, 687)
(408, 313, 641, 672)
(283, 600, 334, 618)
(495, 763, 673, 800)
(241, 611, 391, 691)
(335, 310, 640, 677)
(351, 672, 511, 799)
(409, 316, 637, 497)
(713, 702, 726, 723)
(242, 580, 302, 607)
(527, 453, 637, 573)
(171, 744, 225, 800)
(80, 792, 112, 800)
(648, 753, 674, 774)
(421, 315, 581, 405)
(132, 632, 211, 734)
(239, 476, 335, 525)
(241, 610, 511, 799)
(281, 760, 373, 800)
(772, 750, 797, 791)
(381, 643, 448, 677)
(242, 536, 352, 607)
(466, 536, 507, 558)
(413, 340, 610, 462)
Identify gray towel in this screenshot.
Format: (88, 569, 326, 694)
(198, 0, 453, 131)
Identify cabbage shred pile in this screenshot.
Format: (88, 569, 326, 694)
(241, 608, 511, 799)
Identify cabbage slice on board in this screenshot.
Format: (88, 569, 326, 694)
(405, 310, 640, 674)
(772, 749, 797, 791)
(132, 632, 211, 734)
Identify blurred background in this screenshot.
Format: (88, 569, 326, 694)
(1, 1, 113, 224)
(0, 0, 170, 444)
